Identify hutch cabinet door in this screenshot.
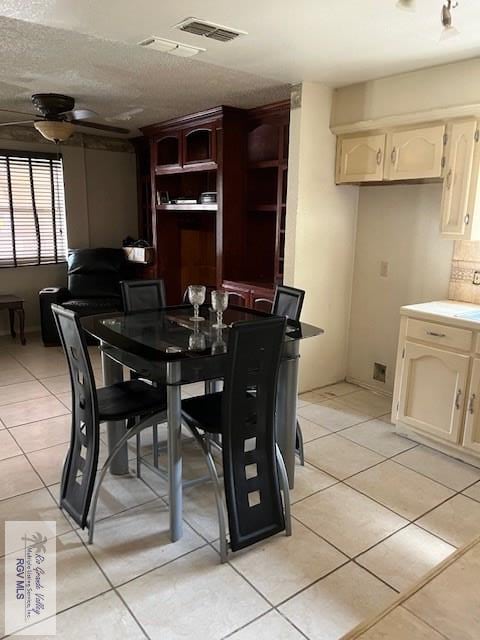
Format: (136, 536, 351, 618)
(385, 124, 445, 181)
(183, 124, 216, 167)
(222, 282, 251, 307)
(398, 342, 469, 444)
(440, 120, 477, 238)
(336, 134, 385, 183)
(463, 357, 480, 453)
(153, 132, 182, 171)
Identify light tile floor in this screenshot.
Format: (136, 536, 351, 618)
(0, 333, 479, 639)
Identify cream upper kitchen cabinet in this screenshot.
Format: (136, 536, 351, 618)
(440, 119, 479, 239)
(397, 341, 469, 444)
(385, 124, 446, 181)
(463, 357, 480, 453)
(336, 134, 385, 183)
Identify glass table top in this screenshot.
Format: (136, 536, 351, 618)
(81, 305, 323, 362)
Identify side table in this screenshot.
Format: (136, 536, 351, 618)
(0, 295, 26, 345)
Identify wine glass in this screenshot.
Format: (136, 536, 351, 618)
(188, 327, 206, 351)
(188, 285, 206, 322)
(211, 290, 229, 329)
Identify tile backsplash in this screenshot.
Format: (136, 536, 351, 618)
(449, 241, 480, 303)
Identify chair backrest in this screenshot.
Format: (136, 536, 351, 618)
(121, 279, 166, 312)
(272, 285, 305, 321)
(221, 316, 286, 551)
(67, 248, 126, 300)
(52, 304, 100, 528)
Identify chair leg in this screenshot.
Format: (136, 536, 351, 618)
(276, 444, 292, 537)
(88, 411, 166, 544)
(136, 431, 142, 478)
(188, 424, 228, 563)
(296, 420, 305, 466)
(152, 424, 159, 468)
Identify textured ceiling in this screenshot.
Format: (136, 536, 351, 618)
(2, 0, 480, 86)
(0, 16, 289, 135)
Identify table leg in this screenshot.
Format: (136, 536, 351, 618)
(17, 308, 26, 345)
(276, 340, 300, 489)
(101, 343, 129, 475)
(8, 309, 15, 339)
(167, 361, 183, 542)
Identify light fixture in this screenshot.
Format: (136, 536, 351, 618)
(441, 0, 460, 38)
(34, 120, 75, 143)
(396, 0, 416, 12)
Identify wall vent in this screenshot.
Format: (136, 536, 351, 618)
(174, 17, 247, 42)
(138, 36, 205, 57)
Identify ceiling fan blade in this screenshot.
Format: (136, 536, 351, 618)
(0, 120, 35, 127)
(0, 107, 36, 118)
(70, 119, 130, 134)
(65, 108, 98, 121)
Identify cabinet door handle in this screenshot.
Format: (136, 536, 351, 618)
(446, 169, 453, 190)
(465, 213, 470, 226)
(391, 147, 397, 164)
(456, 389, 462, 410)
(469, 393, 476, 415)
(426, 330, 446, 338)
(376, 148, 383, 165)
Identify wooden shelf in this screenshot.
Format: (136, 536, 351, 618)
(155, 162, 217, 176)
(248, 204, 277, 212)
(156, 203, 218, 212)
(249, 160, 287, 169)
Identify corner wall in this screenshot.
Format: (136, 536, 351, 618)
(0, 134, 137, 335)
(285, 83, 359, 392)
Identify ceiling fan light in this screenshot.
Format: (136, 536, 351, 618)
(34, 120, 74, 143)
(396, 0, 416, 12)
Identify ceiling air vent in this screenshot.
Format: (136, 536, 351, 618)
(174, 18, 247, 42)
(138, 36, 205, 57)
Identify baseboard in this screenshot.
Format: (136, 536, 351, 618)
(0, 325, 40, 337)
(345, 376, 393, 399)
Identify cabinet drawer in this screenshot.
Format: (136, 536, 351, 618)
(406, 318, 472, 351)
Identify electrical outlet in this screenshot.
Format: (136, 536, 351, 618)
(473, 271, 480, 286)
(373, 362, 386, 383)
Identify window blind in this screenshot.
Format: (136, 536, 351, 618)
(0, 151, 67, 268)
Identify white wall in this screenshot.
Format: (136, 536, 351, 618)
(285, 83, 359, 392)
(332, 58, 480, 128)
(0, 134, 137, 334)
(347, 184, 454, 393)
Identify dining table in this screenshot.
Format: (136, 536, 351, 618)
(81, 304, 322, 542)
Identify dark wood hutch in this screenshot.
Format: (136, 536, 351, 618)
(136, 100, 290, 308)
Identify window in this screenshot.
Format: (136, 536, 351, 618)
(0, 151, 67, 267)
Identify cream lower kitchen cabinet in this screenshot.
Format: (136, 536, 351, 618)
(397, 342, 469, 444)
(392, 301, 480, 466)
(385, 124, 445, 181)
(463, 358, 480, 453)
(336, 134, 385, 183)
(440, 119, 479, 239)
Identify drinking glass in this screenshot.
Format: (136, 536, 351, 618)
(211, 290, 229, 329)
(188, 328, 206, 351)
(188, 285, 206, 322)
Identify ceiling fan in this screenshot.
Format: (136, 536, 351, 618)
(0, 93, 130, 143)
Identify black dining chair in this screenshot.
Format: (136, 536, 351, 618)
(120, 279, 166, 312)
(181, 317, 291, 563)
(272, 285, 306, 465)
(120, 279, 168, 472)
(52, 304, 167, 543)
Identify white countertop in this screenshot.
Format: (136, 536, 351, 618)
(400, 300, 480, 330)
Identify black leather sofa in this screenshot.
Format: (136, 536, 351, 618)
(40, 248, 128, 346)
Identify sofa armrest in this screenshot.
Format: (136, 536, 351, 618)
(39, 287, 71, 346)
